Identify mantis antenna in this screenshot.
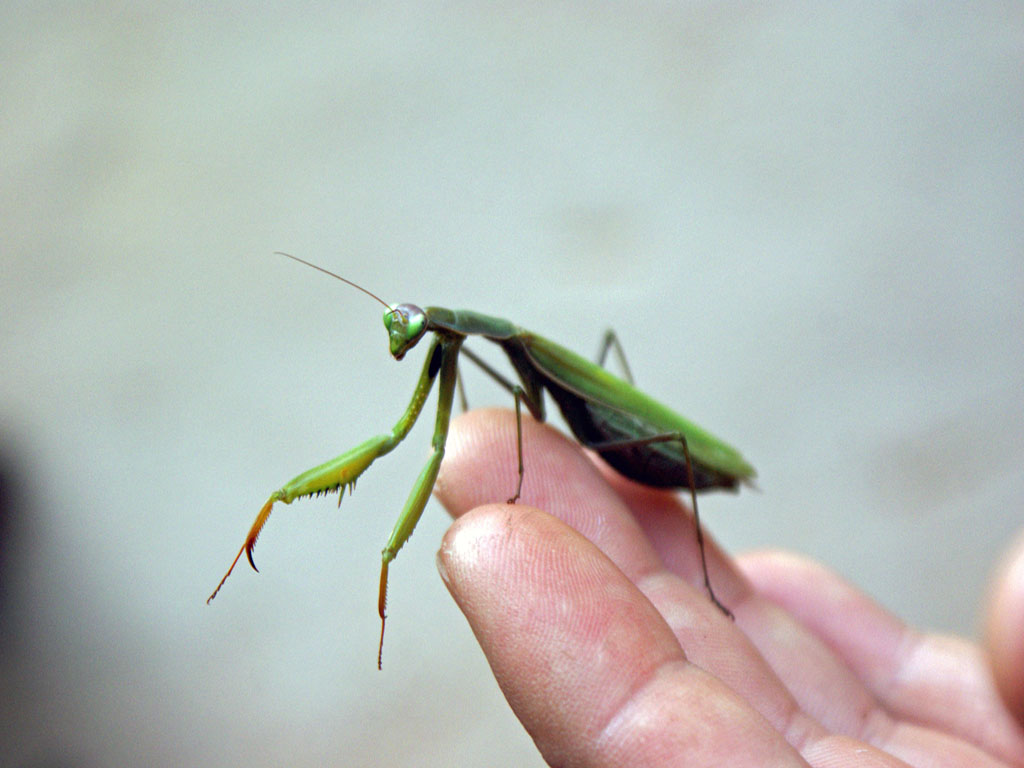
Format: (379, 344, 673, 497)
(274, 252, 393, 311)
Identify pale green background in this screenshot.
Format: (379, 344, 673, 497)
(2, 4, 1022, 766)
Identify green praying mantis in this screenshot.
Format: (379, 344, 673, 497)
(208, 254, 756, 667)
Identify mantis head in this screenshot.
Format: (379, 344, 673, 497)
(271, 253, 429, 361)
(385, 304, 428, 360)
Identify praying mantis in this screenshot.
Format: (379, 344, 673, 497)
(208, 254, 756, 667)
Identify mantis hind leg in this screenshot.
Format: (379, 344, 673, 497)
(595, 329, 635, 385)
(584, 431, 734, 620)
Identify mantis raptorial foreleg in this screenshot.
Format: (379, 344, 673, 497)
(377, 337, 461, 668)
(206, 337, 444, 605)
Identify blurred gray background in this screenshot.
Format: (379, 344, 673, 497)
(2, 3, 1021, 766)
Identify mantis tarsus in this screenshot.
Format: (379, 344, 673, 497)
(208, 254, 757, 667)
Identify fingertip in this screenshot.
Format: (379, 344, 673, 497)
(437, 504, 792, 766)
(985, 530, 1024, 724)
(435, 502, 511, 593)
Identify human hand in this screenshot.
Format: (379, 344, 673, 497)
(434, 409, 1024, 767)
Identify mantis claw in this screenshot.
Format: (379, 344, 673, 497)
(242, 497, 277, 571)
(208, 437, 397, 604)
(207, 496, 277, 603)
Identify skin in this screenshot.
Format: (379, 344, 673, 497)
(433, 408, 1024, 768)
